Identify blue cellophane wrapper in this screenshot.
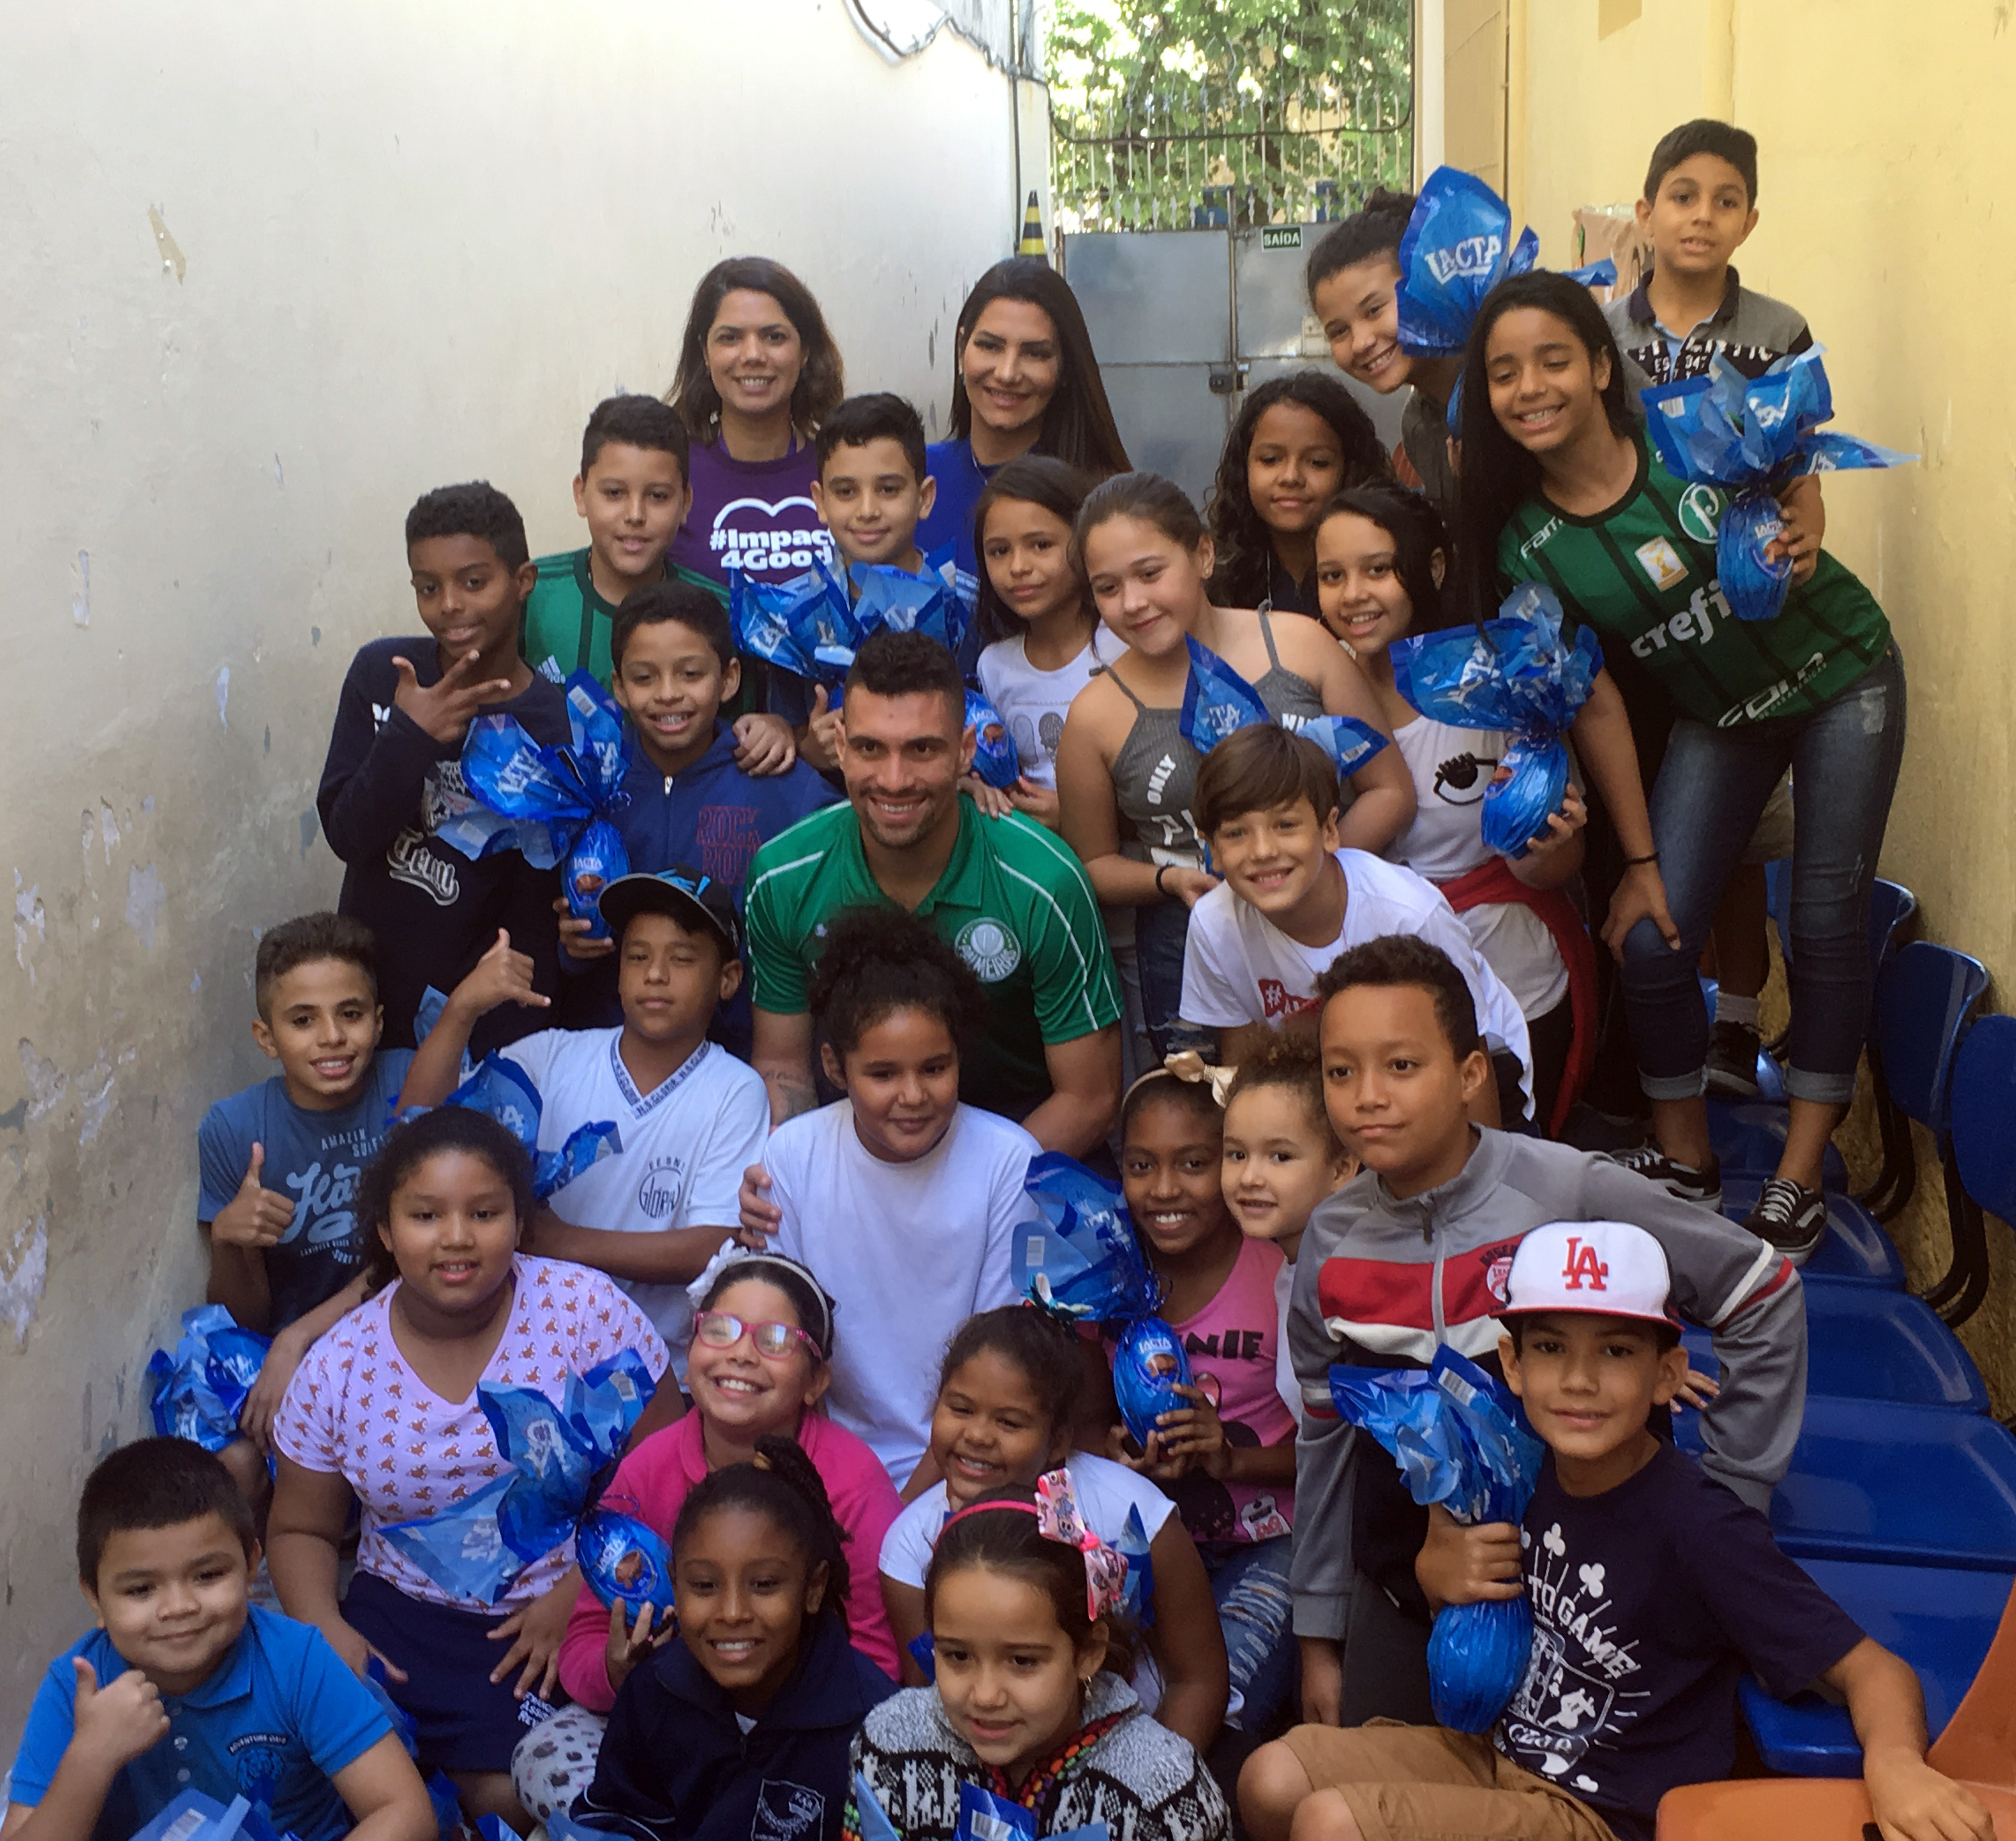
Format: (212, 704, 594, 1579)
(576, 1506, 677, 1621)
(145, 1306, 272, 1452)
(1640, 346, 1915, 622)
(439, 1052, 621, 1201)
(377, 1350, 656, 1605)
(1329, 1347, 1545, 1732)
(1112, 1319, 1194, 1453)
(127, 1790, 298, 1841)
(1297, 715, 1388, 776)
(477, 1818, 523, 1841)
(1390, 583, 1602, 859)
(1395, 166, 1541, 360)
(1017, 1154, 1164, 1323)
(966, 689, 1021, 790)
(1178, 637, 1269, 756)
(853, 1776, 906, 1841)
(437, 671, 635, 939)
(1115, 1502, 1155, 1626)
(1015, 1154, 1188, 1451)
(732, 556, 974, 692)
(954, 1783, 1111, 1841)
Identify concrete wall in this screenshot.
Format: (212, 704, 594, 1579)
(1494, 0, 2016, 1404)
(0, 0, 1020, 1739)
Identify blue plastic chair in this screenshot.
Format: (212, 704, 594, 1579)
(1738, 1559, 2013, 1773)
(1768, 1398, 2016, 1569)
(1679, 1286, 1986, 1411)
(1943, 1014, 2016, 1328)
(1871, 944, 1992, 1317)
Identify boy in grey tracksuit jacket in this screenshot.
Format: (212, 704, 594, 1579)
(1288, 1129, 1807, 1695)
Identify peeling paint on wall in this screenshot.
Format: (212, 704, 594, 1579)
(299, 810, 319, 857)
(71, 551, 91, 628)
(147, 205, 187, 281)
(99, 802, 120, 863)
(215, 666, 231, 728)
(125, 863, 165, 950)
(17, 1043, 65, 1123)
(76, 1054, 114, 1145)
(0, 1216, 47, 1346)
(13, 877, 45, 970)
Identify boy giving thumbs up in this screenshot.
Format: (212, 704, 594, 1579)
(194, 915, 417, 1506)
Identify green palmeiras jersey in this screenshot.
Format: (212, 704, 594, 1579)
(1497, 436, 1891, 729)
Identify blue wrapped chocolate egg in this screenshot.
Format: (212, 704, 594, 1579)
(578, 1508, 676, 1621)
(1718, 483, 1793, 624)
(566, 818, 630, 939)
(965, 689, 1021, 790)
(1112, 1317, 1192, 1451)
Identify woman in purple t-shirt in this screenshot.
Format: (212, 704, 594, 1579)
(665, 257, 845, 591)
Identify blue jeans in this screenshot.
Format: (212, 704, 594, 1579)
(1621, 645, 1906, 1106)
(1136, 899, 1213, 1061)
(1200, 1535, 1297, 1732)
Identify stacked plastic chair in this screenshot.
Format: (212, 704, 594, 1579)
(1675, 926, 2016, 1781)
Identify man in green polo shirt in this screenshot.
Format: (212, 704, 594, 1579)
(744, 631, 1122, 1157)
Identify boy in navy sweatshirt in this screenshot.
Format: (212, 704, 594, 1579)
(558, 580, 836, 1048)
(317, 480, 565, 1053)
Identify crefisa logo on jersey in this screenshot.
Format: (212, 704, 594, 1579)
(637, 1153, 687, 1221)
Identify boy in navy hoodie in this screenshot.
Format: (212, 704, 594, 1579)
(559, 580, 836, 1047)
(317, 480, 565, 1054)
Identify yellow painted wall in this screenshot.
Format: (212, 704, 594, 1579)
(1501, 0, 2016, 1401)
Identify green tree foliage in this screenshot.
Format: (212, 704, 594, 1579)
(1046, 0, 1413, 230)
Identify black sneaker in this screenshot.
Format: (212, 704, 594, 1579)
(1742, 1176, 1828, 1264)
(1704, 1020, 1763, 1101)
(1606, 1143, 1724, 1211)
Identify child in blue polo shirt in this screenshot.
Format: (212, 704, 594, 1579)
(5, 1439, 432, 1841)
(556, 581, 838, 1045)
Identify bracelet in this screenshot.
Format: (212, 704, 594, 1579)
(1624, 850, 1660, 867)
(1155, 864, 1174, 897)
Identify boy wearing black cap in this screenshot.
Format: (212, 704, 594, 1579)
(1242, 1219, 1988, 1841)
(401, 868, 768, 1374)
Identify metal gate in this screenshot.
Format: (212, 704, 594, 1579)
(1046, 0, 1412, 233)
(1046, 0, 1412, 503)
(1062, 221, 1407, 507)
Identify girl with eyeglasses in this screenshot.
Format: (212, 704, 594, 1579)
(523, 1254, 901, 1823)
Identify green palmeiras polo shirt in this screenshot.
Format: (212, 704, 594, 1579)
(744, 794, 1121, 1121)
(519, 546, 728, 686)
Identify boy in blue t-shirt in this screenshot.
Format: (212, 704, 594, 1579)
(558, 583, 836, 1048)
(776, 392, 979, 771)
(1242, 1219, 1990, 1841)
(4, 1439, 432, 1841)
(195, 913, 412, 1509)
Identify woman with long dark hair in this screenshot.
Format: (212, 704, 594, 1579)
(665, 257, 846, 592)
(1457, 269, 1902, 1259)
(915, 258, 1132, 574)
(1203, 370, 1390, 614)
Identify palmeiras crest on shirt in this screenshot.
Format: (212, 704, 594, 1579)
(955, 917, 1023, 982)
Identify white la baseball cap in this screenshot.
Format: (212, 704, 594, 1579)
(1500, 1219, 1678, 1327)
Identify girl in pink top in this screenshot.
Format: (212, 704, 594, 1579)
(1096, 1070, 1299, 1733)
(515, 1255, 900, 1824)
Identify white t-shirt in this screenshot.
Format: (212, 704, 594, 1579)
(976, 634, 1101, 791)
(877, 1451, 1177, 1587)
(768, 1101, 1034, 1482)
(500, 1030, 769, 1369)
(1178, 847, 1533, 1114)
(1387, 717, 1569, 1018)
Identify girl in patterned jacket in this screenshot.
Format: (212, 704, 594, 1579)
(847, 1481, 1230, 1841)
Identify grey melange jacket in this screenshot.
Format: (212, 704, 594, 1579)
(1287, 1128, 1807, 1641)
